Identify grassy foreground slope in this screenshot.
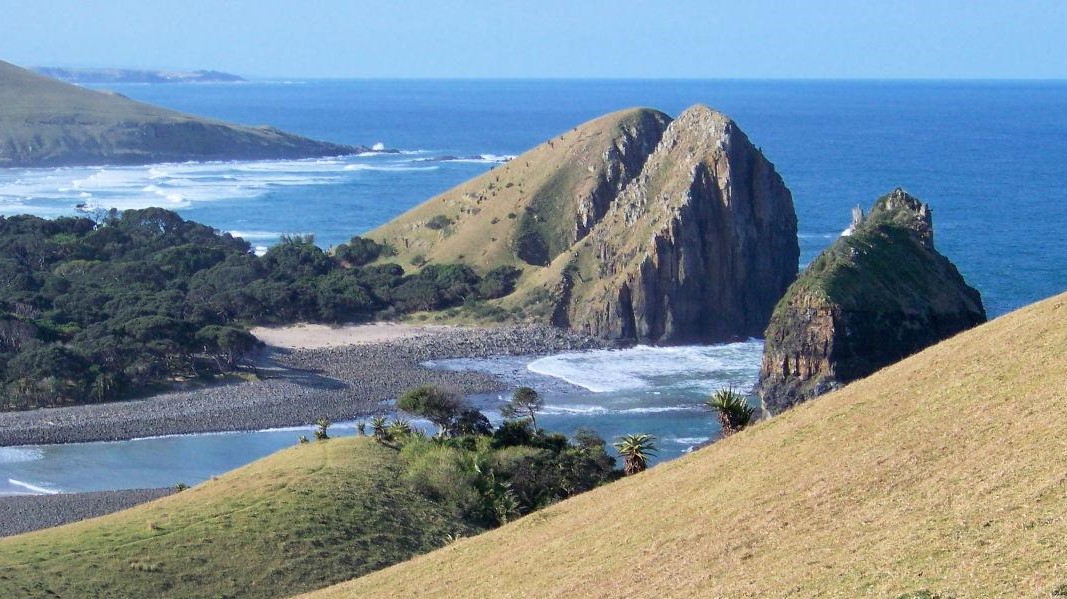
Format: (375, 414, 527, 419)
(0, 438, 482, 599)
(308, 291, 1067, 598)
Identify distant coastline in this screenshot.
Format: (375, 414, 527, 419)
(33, 66, 246, 84)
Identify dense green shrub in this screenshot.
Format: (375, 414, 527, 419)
(0, 208, 516, 408)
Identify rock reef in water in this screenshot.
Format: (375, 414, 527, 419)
(0, 59, 361, 167)
(757, 188, 986, 413)
(370, 104, 799, 344)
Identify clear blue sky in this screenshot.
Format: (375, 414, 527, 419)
(2, 0, 1065, 79)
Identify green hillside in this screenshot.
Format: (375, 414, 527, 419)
(0, 59, 356, 167)
(307, 291, 1067, 597)
(0, 438, 484, 598)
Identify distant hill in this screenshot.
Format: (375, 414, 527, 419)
(308, 291, 1067, 597)
(33, 67, 246, 84)
(0, 59, 360, 167)
(369, 105, 798, 344)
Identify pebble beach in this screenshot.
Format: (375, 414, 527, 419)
(0, 324, 602, 447)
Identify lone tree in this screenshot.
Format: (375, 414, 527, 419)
(613, 434, 657, 476)
(706, 387, 756, 436)
(397, 385, 464, 435)
(501, 386, 543, 429)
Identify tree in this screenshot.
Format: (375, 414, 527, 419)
(613, 434, 657, 476)
(397, 385, 463, 435)
(501, 386, 543, 429)
(706, 387, 755, 436)
(448, 407, 493, 437)
(195, 325, 262, 371)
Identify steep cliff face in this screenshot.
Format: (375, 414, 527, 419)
(757, 188, 986, 413)
(563, 105, 799, 342)
(370, 105, 798, 345)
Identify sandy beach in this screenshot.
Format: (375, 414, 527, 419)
(249, 322, 456, 350)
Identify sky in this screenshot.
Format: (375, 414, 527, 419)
(1, 0, 1065, 79)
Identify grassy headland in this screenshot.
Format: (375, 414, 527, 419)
(0, 59, 355, 166)
(307, 291, 1067, 597)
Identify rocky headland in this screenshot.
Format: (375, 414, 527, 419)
(757, 188, 986, 413)
(370, 104, 798, 344)
(0, 59, 361, 167)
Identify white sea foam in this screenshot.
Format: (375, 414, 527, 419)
(0, 447, 44, 464)
(667, 436, 711, 445)
(342, 164, 439, 172)
(7, 478, 60, 495)
(227, 230, 283, 241)
(527, 341, 764, 393)
(0, 155, 442, 217)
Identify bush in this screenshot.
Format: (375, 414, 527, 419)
(477, 265, 522, 299)
(425, 215, 454, 230)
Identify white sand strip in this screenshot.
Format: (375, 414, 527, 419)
(250, 322, 455, 350)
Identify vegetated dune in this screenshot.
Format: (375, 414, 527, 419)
(0, 59, 357, 167)
(306, 290, 1067, 598)
(0, 438, 483, 599)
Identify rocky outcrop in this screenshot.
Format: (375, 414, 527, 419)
(563, 105, 799, 343)
(0, 59, 360, 167)
(370, 105, 798, 345)
(757, 188, 986, 413)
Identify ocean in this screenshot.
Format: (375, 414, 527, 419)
(1, 79, 1065, 493)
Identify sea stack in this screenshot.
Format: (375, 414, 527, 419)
(563, 105, 799, 342)
(757, 188, 986, 413)
(370, 104, 799, 344)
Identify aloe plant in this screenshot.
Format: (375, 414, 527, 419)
(706, 387, 755, 436)
(613, 434, 657, 476)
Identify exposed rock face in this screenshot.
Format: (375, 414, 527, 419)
(757, 188, 986, 413)
(370, 105, 798, 345)
(0, 59, 359, 167)
(564, 105, 799, 343)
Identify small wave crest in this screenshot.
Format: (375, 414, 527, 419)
(0, 447, 45, 464)
(7, 478, 60, 495)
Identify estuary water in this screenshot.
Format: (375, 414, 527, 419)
(1, 80, 1065, 493)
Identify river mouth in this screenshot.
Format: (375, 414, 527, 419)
(0, 341, 762, 496)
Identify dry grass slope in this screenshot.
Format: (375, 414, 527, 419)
(305, 291, 1067, 598)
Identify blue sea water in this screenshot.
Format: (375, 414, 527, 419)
(1, 80, 1065, 493)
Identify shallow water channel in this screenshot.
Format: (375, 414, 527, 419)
(0, 341, 762, 495)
